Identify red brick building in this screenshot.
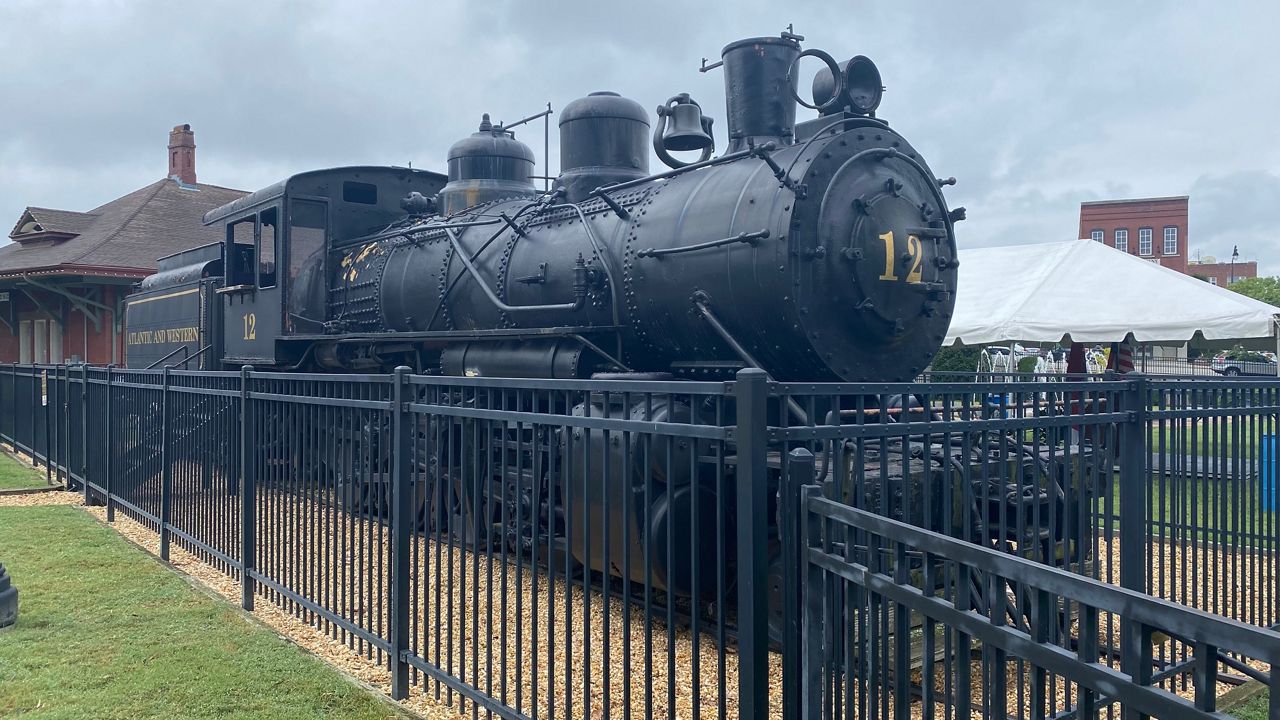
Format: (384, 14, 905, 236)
(0, 125, 245, 364)
(1078, 196, 1188, 273)
(1186, 258, 1258, 287)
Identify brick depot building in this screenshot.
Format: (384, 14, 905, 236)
(1078, 196, 1188, 273)
(0, 125, 244, 364)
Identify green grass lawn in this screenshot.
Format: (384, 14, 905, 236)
(1102, 471, 1277, 539)
(1230, 690, 1271, 719)
(0, 505, 409, 719)
(0, 455, 49, 490)
(1151, 417, 1268, 460)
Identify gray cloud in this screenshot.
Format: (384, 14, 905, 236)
(1187, 171, 1280, 266)
(2, 1, 1277, 272)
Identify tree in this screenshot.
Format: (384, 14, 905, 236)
(1227, 276, 1280, 307)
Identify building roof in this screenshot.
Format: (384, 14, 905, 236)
(0, 178, 246, 279)
(1079, 195, 1189, 207)
(9, 207, 101, 239)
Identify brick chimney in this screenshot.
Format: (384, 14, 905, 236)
(167, 124, 197, 184)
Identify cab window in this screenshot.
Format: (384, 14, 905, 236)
(258, 207, 278, 288)
(227, 217, 255, 285)
(224, 208, 280, 288)
(289, 200, 326, 284)
(287, 199, 328, 329)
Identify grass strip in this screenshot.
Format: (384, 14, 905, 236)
(0, 504, 409, 719)
(0, 457, 48, 491)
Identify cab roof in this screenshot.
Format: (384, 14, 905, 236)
(202, 166, 446, 226)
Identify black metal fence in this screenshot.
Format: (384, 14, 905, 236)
(4, 363, 1277, 719)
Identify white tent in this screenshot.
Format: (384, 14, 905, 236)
(944, 239, 1279, 346)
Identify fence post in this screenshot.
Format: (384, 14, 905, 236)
(11, 363, 17, 453)
(239, 366, 255, 611)
(7, 363, 14, 451)
(158, 367, 173, 562)
(62, 366, 70, 485)
(734, 367, 770, 719)
(43, 368, 51, 485)
(781, 447, 815, 720)
(104, 366, 114, 522)
(1118, 372, 1151, 719)
(80, 364, 89, 501)
(29, 365, 37, 467)
(389, 366, 412, 700)
(799, 481, 826, 719)
(43, 366, 51, 479)
(46, 367, 55, 482)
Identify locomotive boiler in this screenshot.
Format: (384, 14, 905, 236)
(314, 44, 959, 383)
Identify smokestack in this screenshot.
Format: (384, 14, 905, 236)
(167, 124, 196, 185)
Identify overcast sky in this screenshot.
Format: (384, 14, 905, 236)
(2, 1, 1277, 272)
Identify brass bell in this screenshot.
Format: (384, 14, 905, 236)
(662, 100, 713, 152)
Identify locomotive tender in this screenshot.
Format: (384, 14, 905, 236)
(125, 32, 960, 381)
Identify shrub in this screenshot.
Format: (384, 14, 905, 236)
(1225, 347, 1269, 362)
(929, 346, 983, 374)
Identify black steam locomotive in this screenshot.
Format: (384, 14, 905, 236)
(124, 33, 1089, 637)
(125, 34, 958, 380)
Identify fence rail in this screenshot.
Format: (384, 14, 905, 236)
(4, 362, 1277, 719)
(793, 446, 1280, 719)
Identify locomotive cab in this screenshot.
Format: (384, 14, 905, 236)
(201, 166, 447, 368)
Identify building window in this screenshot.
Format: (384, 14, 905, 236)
(18, 320, 32, 364)
(34, 319, 48, 364)
(1209, 276, 1218, 286)
(1115, 229, 1128, 252)
(1163, 226, 1178, 255)
(1138, 227, 1153, 255)
(49, 321, 63, 364)
(1091, 229, 1103, 243)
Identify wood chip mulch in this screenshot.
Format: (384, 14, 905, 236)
(0, 490, 85, 507)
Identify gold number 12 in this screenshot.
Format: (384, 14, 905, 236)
(877, 231, 923, 284)
(243, 312, 257, 340)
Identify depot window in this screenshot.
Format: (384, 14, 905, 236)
(1163, 226, 1178, 255)
(1115, 229, 1128, 252)
(1090, 229, 1103, 242)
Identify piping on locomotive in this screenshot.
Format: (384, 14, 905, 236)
(124, 32, 1095, 641)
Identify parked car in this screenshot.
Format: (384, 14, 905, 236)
(1211, 352, 1278, 376)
